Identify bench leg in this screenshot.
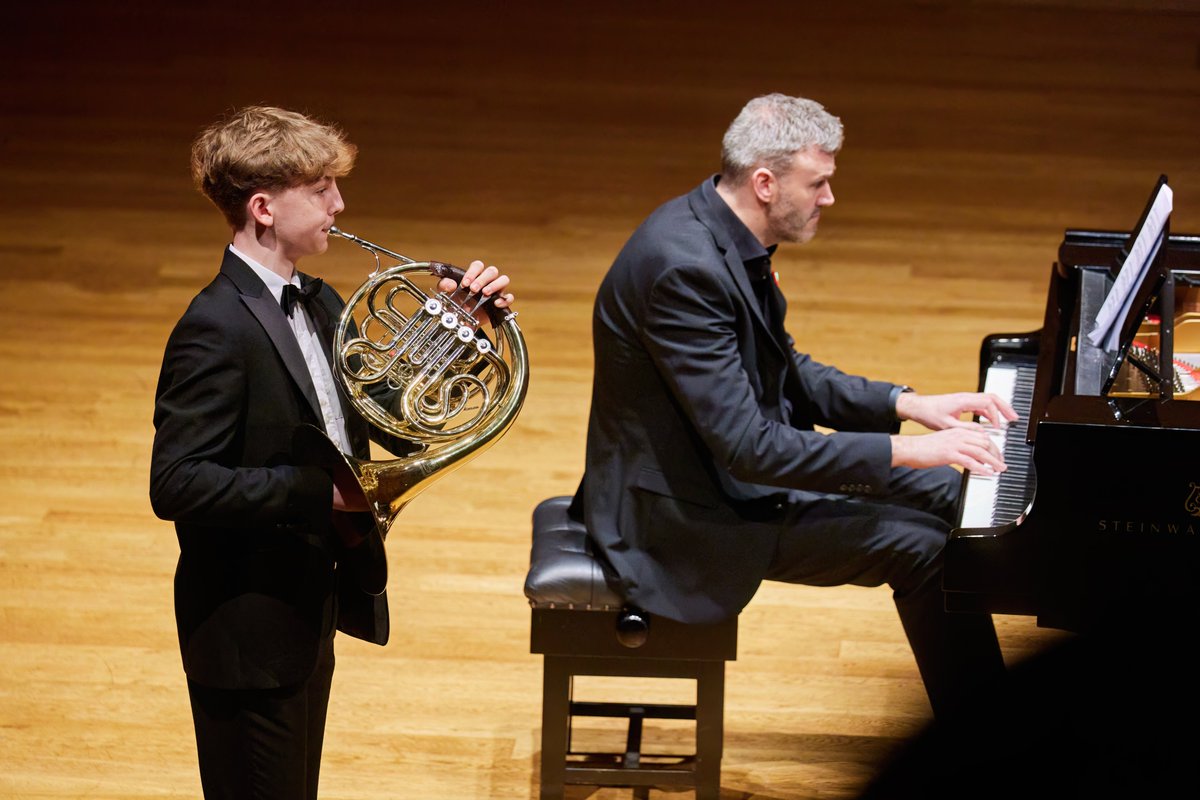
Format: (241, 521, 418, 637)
(536, 650, 729, 800)
(539, 657, 570, 800)
(694, 661, 725, 800)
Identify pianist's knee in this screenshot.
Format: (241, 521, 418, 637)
(884, 465, 961, 525)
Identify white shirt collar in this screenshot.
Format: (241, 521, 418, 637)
(228, 244, 298, 303)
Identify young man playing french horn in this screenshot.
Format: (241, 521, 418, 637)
(150, 105, 514, 799)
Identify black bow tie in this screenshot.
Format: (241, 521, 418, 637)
(280, 279, 323, 318)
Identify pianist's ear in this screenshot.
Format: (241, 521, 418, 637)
(750, 167, 779, 204)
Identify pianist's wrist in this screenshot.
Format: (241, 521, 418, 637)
(890, 385, 915, 420)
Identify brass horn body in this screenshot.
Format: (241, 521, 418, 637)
(297, 226, 529, 593)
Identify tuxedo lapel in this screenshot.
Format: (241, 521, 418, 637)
(243, 292, 326, 423)
(220, 250, 325, 424)
(306, 282, 337, 354)
(307, 278, 374, 460)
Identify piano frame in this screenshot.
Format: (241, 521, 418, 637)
(945, 224, 1200, 633)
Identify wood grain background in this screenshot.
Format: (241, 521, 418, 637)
(2, 1, 1198, 797)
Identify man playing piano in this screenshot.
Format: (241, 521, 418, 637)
(576, 93, 1019, 721)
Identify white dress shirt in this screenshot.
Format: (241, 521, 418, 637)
(230, 245, 353, 455)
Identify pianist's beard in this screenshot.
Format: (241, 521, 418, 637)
(767, 195, 821, 244)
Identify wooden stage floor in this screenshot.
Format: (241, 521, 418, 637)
(2, 1, 1198, 797)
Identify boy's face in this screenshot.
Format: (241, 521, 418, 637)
(265, 173, 345, 263)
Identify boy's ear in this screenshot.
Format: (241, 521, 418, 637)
(247, 191, 273, 227)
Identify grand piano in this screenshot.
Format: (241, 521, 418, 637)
(945, 176, 1200, 633)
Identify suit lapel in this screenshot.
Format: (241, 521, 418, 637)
(249, 293, 326, 420)
(305, 277, 337, 351)
(220, 250, 325, 423)
(687, 183, 787, 358)
(307, 278, 373, 459)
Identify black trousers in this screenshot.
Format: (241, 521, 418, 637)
(187, 635, 336, 800)
(764, 465, 1006, 721)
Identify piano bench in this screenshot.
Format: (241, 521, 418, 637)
(525, 495, 738, 800)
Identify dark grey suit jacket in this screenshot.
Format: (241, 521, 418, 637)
(150, 248, 389, 690)
(583, 178, 903, 624)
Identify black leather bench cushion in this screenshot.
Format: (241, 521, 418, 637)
(524, 495, 625, 610)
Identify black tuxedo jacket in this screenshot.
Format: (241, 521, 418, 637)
(151, 248, 389, 690)
(582, 178, 903, 624)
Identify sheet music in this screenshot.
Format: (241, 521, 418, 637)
(1087, 183, 1173, 351)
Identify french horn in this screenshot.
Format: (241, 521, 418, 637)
(295, 226, 529, 594)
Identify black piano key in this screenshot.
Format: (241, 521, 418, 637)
(988, 365, 1037, 525)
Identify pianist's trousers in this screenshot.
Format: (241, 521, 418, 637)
(764, 465, 1006, 721)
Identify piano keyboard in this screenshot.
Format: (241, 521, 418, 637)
(958, 361, 1037, 528)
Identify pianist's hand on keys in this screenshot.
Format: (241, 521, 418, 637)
(895, 391, 1018, 431)
(890, 390, 1018, 475)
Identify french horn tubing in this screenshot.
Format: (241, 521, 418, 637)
(295, 226, 529, 594)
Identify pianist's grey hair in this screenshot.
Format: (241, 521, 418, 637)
(720, 93, 843, 185)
